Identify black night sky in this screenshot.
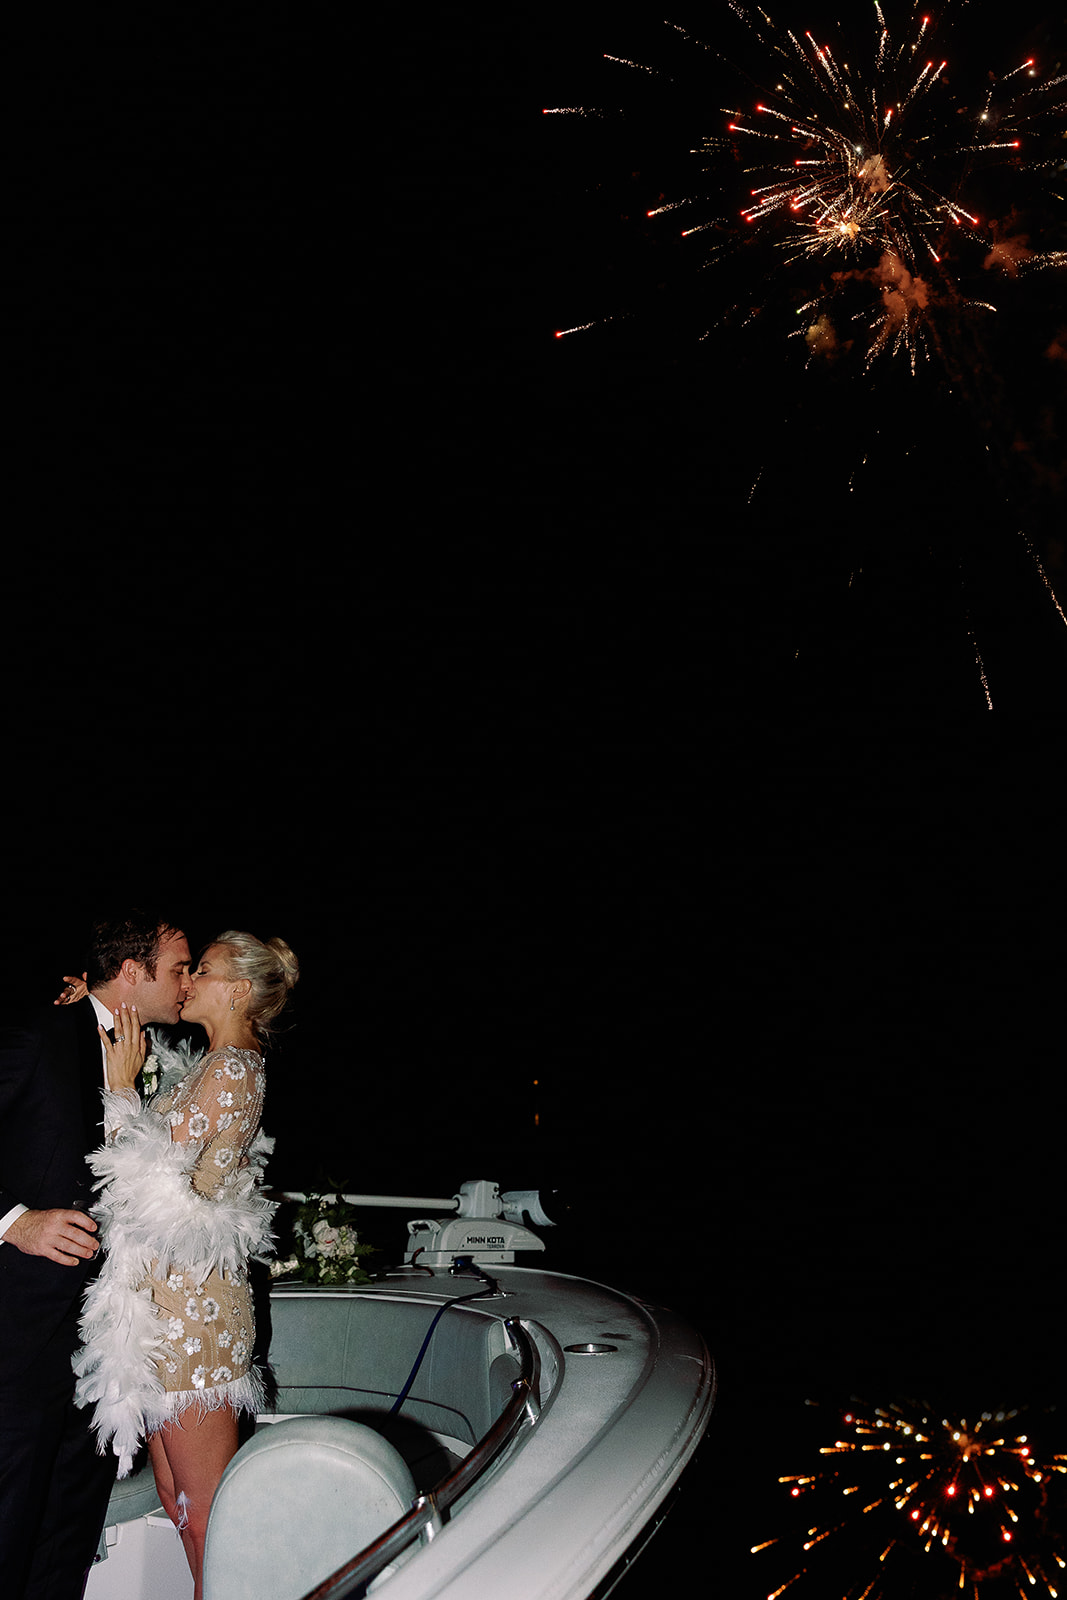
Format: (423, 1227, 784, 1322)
(4, 6, 1065, 1594)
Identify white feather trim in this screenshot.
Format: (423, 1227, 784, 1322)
(145, 1026, 201, 1097)
(86, 1092, 275, 1284)
(73, 1085, 277, 1477)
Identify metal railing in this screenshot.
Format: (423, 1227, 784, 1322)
(301, 1316, 541, 1600)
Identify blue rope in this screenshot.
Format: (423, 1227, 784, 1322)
(388, 1267, 497, 1417)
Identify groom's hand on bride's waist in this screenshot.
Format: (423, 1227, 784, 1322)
(4, 1208, 99, 1264)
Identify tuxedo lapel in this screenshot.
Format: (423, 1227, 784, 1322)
(74, 999, 105, 1150)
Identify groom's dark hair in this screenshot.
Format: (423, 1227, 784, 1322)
(86, 910, 184, 987)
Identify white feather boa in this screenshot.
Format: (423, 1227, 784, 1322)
(73, 1035, 277, 1477)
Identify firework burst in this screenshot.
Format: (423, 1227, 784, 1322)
(543, 3, 1067, 707)
(755, 1398, 1067, 1599)
(716, 2, 1064, 371)
(547, 2, 1066, 373)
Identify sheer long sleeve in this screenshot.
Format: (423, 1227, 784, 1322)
(167, 1049, 265, 1197)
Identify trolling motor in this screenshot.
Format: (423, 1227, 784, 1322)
(403, 1180, 556, 1267)
(280, 1179, 558, 1267)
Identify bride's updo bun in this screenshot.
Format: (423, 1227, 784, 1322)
(214, 930, 300, 1040)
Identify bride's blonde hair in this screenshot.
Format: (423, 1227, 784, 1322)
(214, 931, 299, 1040)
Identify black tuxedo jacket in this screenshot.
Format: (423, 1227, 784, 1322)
(0, 1000, 107, 1385)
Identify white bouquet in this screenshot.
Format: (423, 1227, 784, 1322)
(286, 1194, 376, 1286)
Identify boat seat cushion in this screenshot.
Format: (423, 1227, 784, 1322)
(266, 1292, 513, 1444)
(203, 1415, 416, 1600)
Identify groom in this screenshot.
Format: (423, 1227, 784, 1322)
(0, 910, 192, 1600)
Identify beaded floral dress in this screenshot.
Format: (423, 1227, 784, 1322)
(144, 1047, 266, 1404)
(74, 1043, 276, 1477)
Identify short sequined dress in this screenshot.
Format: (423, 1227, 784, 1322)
(73, 1043, 276, 1476)
(144, 1047, 266, 1404)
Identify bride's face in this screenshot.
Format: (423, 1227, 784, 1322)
(183, 943, 237, 1028)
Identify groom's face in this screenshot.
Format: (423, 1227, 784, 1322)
(130, 929, 193, 1024)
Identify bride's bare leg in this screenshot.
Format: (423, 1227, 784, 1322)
(152, 1407, 239, 1600)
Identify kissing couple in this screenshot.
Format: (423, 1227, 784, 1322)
(0, 910, 298, 1600)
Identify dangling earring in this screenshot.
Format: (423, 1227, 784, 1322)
(230, 995, 236, 1011)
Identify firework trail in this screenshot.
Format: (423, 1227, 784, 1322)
(1018, 529, 1067, 636)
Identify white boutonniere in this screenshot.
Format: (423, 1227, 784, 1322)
(142, 1055, 160, 1098)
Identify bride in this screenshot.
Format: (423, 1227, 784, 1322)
(71, 930, 298, 1600)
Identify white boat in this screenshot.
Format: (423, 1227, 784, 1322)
(85, 1180, 715, 1600)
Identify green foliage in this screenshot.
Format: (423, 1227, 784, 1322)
(279, 1193, 377, 1287)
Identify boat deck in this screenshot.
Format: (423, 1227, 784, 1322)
(265, 1264, 713, 1599)
(89, 1262, 714, 1600)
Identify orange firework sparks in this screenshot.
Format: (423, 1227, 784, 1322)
(755, 1399, 1067, 1599)
(546, 1, 1066, 371)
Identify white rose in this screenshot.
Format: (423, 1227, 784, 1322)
(312, 1219, 338, 1257)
